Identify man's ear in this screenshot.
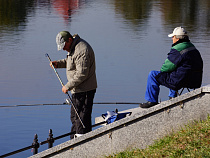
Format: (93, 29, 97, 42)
(66, 37, 72, 43)
(69, 37, 73, 43)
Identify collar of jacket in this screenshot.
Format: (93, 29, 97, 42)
(172, 38, 190, 47)
(67, 34, 80, 56)
(172, 40, 194, 52)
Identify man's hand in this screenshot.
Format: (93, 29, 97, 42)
(50, 61, 58, 69)
(62, 86, 68, 94)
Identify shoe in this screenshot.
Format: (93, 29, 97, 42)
(74, 134, 83, 138)
(139, 101, 158, 108)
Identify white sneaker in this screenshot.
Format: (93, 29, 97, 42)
(74, 134, 83, 138)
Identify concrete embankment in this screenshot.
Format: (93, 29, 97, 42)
(30, 85, 210, 158)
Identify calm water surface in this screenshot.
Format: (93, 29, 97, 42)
(0, 0, 210, 157)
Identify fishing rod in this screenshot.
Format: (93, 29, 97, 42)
(45, 53, 85, 129)
(94, 102, 140, 105)
(0, 103, 67, 108)
(0, 102, 141, 108)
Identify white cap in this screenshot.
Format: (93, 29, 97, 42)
(56, 33, 65, 51)
(168, 27, 187, 37)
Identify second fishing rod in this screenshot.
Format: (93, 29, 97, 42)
(45, 53, 85, 129)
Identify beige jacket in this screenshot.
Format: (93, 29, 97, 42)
(56, 35, 97, 93)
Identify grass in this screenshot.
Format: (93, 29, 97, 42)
(106, 116, 210, 158)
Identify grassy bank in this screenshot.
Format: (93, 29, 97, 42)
(106, 116, 210, 158)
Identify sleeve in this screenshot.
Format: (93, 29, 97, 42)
(56, 58, 67, 68)
(160, 58, 176, 72)
(160, 48, 182, 72)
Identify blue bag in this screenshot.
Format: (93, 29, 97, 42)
(102, 109, 132, 124)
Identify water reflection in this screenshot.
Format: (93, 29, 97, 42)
(0, 0, 34, 29)
(113, 0, 152, 26)
(157, 0, 210, 38)
(1, 0, 210, 36)
(52, 0, 80, 24)
(0, 0, 32, 51)
(1, 0, 210, 157)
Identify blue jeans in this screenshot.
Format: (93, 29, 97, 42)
(145, 70, 177, 103)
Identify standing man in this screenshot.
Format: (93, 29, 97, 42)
(51, 31, 97, 139)
(140, 27, 203, 108)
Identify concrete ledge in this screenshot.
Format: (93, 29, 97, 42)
(30, 85, 210, 158)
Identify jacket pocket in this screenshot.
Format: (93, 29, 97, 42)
(66, 56, 75, 71)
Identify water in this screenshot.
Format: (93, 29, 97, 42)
(0, 0, 210, 157)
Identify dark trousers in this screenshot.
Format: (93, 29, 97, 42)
(70, 89, 96, 139)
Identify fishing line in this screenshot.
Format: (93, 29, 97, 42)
(0, 102, 140, 108)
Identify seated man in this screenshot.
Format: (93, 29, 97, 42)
(140, 27, 203, 108)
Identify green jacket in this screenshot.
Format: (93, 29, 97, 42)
(156, 39, 203, 90)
